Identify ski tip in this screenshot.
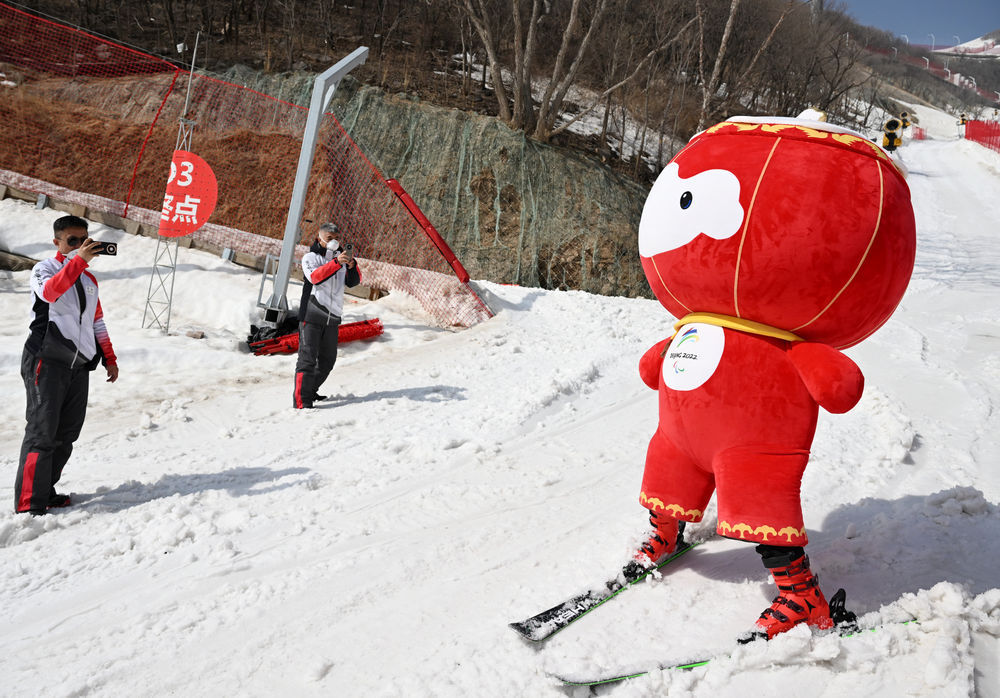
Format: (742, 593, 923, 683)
(554, 671, 650, 687)
(508, 622, 544, 643)
(552, 657, 712, 687)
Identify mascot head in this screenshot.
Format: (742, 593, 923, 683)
(639, 116, 916, 349)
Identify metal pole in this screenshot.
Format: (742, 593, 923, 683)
(181, 32, 201, 121)
(262, 46, 368, 326)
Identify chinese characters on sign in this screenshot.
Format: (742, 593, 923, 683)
(158, 150, 218, 237)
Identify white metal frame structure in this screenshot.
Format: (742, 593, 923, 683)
(260, 46, 369, 326)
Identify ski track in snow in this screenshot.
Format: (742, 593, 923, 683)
(1, 105, 1000, 697)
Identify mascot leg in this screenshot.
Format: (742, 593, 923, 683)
(714, 447, 832, 640)
(739, 546, 833, 643)
(636, 431, 712, 567)
(634, 510, 684, 568)
(713, 447, 810, 545)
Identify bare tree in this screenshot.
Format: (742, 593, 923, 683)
(455, 0, 696, 143)
(691, 0, 797, 128)
(530, 0, 610, 140)
(456, 0, 514, 123)
(456, 0, 613, 140)
(696, 0, 740, 130)
(370, 1, 410, 87)
(509, 0, 545, 133)
(548, 6, 696, 142)
(160, 0, 181, 50)
(714, 1, 792, 118)
(458, 15, 474, 95)
(745, 2, 877, 121)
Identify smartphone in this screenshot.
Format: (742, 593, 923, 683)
(92, 241, 118, 256)
(344, 243, 354, 260)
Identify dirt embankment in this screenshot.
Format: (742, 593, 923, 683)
(1, 68, 651, 296)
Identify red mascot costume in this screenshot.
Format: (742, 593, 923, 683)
(633, 115, 916, 641)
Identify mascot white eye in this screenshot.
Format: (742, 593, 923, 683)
(638, 162, 745, 256)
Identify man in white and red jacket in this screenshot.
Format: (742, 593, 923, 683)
(15, 215, 119, 515)
(293, 222, 361, 409)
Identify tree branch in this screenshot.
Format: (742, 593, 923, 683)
(698, 0, 742, 131)
(550, 15, 697, 137)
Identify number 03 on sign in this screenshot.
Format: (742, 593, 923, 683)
(158, 150, 219, 238)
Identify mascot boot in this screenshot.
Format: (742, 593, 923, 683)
(634, 510, 684, 568)
(740, 547, 833, 643)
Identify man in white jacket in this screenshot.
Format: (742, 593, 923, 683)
(15, 215, 119, 515)
(293, 222, 361, 409)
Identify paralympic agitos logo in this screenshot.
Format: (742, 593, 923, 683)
(670, 327, 700, 373)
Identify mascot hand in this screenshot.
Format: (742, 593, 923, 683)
(788, 342, 865, 414)
(639, 337, 672, 389)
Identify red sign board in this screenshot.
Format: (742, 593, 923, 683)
(157, 150, 218, 237)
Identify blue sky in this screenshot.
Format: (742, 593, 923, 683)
(836, 0, 1000, 46)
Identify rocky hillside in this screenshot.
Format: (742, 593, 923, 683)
(325, 77, 649, 296)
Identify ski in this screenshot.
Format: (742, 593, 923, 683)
(552, 589, 918, 687)
(509, 538, 704, 643)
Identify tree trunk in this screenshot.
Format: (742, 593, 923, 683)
(697, 0, 741, 131)
(161, 0, 180, 50)
(533, 0, 610, 141)
(509, 0, 542, 133)
(600, 93, 613, 145)
(459, 0, 513, 123)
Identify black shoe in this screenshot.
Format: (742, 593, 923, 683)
(27, 508, 46, 517)
(48, 493, 72, 508)
(312, 394, 328, 402)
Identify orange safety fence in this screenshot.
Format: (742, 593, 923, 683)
(0, 1, 492, 328)
(966, 120, 1000, 154)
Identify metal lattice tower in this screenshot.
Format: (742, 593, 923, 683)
(142, 35, 200, 333)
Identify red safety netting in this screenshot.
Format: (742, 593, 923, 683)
(966, 120, 1000, 154)
(0, 2, 492, 328)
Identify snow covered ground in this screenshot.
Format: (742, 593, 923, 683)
(1, 106, 999, 697)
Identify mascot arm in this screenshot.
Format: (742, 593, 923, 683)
(787, 342, 865, 414)
(639, 337, 673, 390)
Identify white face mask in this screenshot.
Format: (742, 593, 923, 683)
(64, 249, 79, 260)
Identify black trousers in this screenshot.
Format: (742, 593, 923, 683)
(293, 320, 340, 407)
(15, 349, 90, 513)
